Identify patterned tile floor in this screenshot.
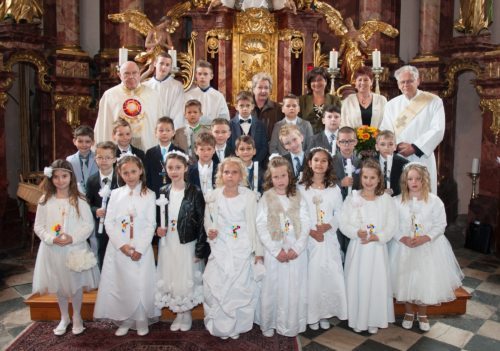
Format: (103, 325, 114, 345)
(1, 216, 499, 351)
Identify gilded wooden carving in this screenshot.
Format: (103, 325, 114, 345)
(442, 60, 482, 98)
(479, 99, 500, 144)
(54, 94, 92, 129)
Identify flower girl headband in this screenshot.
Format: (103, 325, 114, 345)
(43, 166, 72, 178)
(165, 150, 189, 162)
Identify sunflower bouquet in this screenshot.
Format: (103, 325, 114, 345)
(355, 125, 379, 157)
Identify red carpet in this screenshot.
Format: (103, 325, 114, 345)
(6, 320, 299, 350)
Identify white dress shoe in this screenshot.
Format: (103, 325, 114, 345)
(53, 319, 70, 336)
(368, 327, 378, 334)
(309, 323, 319, 330)
(230, 334, 240, 339)
(319, 319, 330, 330)
(262, 329, 274, 337)
(417, 314, 430, 332)
(115, 326, 130, 336)
(402, 313, 414, 330)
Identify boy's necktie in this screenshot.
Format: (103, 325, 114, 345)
(294, 156, 301, 176)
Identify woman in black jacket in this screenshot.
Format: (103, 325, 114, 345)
(154, 150, 208, 332)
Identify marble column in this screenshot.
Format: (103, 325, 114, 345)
(119, 0, 144, 49)
(56, 0, 81, 50)
(418, 0, 440, 56)
(359, 0, 382, 49)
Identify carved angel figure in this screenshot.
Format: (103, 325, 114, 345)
(454, 0, 493, 35)
(314, 1, 399, 84)
(108, 4, 189, 74)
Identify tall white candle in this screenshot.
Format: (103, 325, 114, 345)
(253, 162, 259, 191)
(471, 158, 479, 173)
(329, 49, 338, 70)
(118, 47, 128, 67)
(98, 183, 112, 234)
(168, 49, 177, 68)
(372, 49, 381, 68)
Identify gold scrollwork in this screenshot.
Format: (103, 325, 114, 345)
(178, 31, 197, 91)
(2, 51, 51, 92)
(54, 94, 92, 129)
(479, 98, 500, 144)
(206, 29, 232, 58)
(278, 29, 304, 59)
(236, 8, 276, 35)
(441, 59, 482, 98)
(313, 33, 328, 68)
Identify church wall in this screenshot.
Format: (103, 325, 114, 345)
(398, 0, 419, 63)
(80, 0, 100, 57)
(453, 72, 482, 214)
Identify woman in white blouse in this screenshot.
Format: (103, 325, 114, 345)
(341, 67, 387, 129)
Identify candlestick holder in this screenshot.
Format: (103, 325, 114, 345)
(372, 67, 384, 95)
(327, 67, 340, 96)
(467, 172, 480, 199)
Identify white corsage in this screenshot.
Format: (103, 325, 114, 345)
(44, 166, 53, 178)
(65, 249, 97, 272)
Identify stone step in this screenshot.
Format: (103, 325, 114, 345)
(25, 287, 471, 321)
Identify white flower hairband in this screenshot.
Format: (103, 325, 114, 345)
(165, 150, 189, 162)
(44, 166, 72, 178)
(309, 146, 331, 155)
(403, 161, 427, 170)
(117, 151, 137, 163)
(268, 153, 281, 161)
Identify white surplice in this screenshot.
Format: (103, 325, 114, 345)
(255, 191, 309, 337)
(94, 183, 160, 326)
(380, 90, 445, 193)
(299, 185, 348, 324)
(94, 83, 161, 151)
(143, 75, 185, 129)
(389, 194, 463, 305)
(339, 192, 398, 331)
(185, 86, 230, 125)
(32, 197, 100, 297)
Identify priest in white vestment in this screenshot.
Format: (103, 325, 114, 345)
(94, 61, 161, 152)
(142, 53, 185, 129)
(380, 65, 445, 194)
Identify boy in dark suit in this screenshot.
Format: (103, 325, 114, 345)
(145, 116, 184, 197)
(229, 91, 267, 163)
(332, 126, 361, 257)
(279, 124, 306, 180)
(86, 141, 119, 270)
(375, 130, 409, 196)
(234, 135, 264, 194)
(112, 118, 146, 164)
(187, 132, 219, 195)
(211, 118, 234, 163)
(309, 104, 341, 156)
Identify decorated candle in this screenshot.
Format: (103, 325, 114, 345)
(168, 49, 177, 68)
(372, 49, 381, 68)
(253, 162, 259, 191)
(118, 47, 128, 67)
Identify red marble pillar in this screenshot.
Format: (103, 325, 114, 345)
(418, 0, 440, 56)
(56, 0, 81, 50)
(119, 0, 144, 49)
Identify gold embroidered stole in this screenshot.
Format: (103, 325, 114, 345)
(394, 92, 434, 138)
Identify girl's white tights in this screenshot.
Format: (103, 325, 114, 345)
(57, 288, 84, 329)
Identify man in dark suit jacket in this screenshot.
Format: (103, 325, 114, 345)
(86, 141, 119, 270)
(374, 130, 409, 196)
